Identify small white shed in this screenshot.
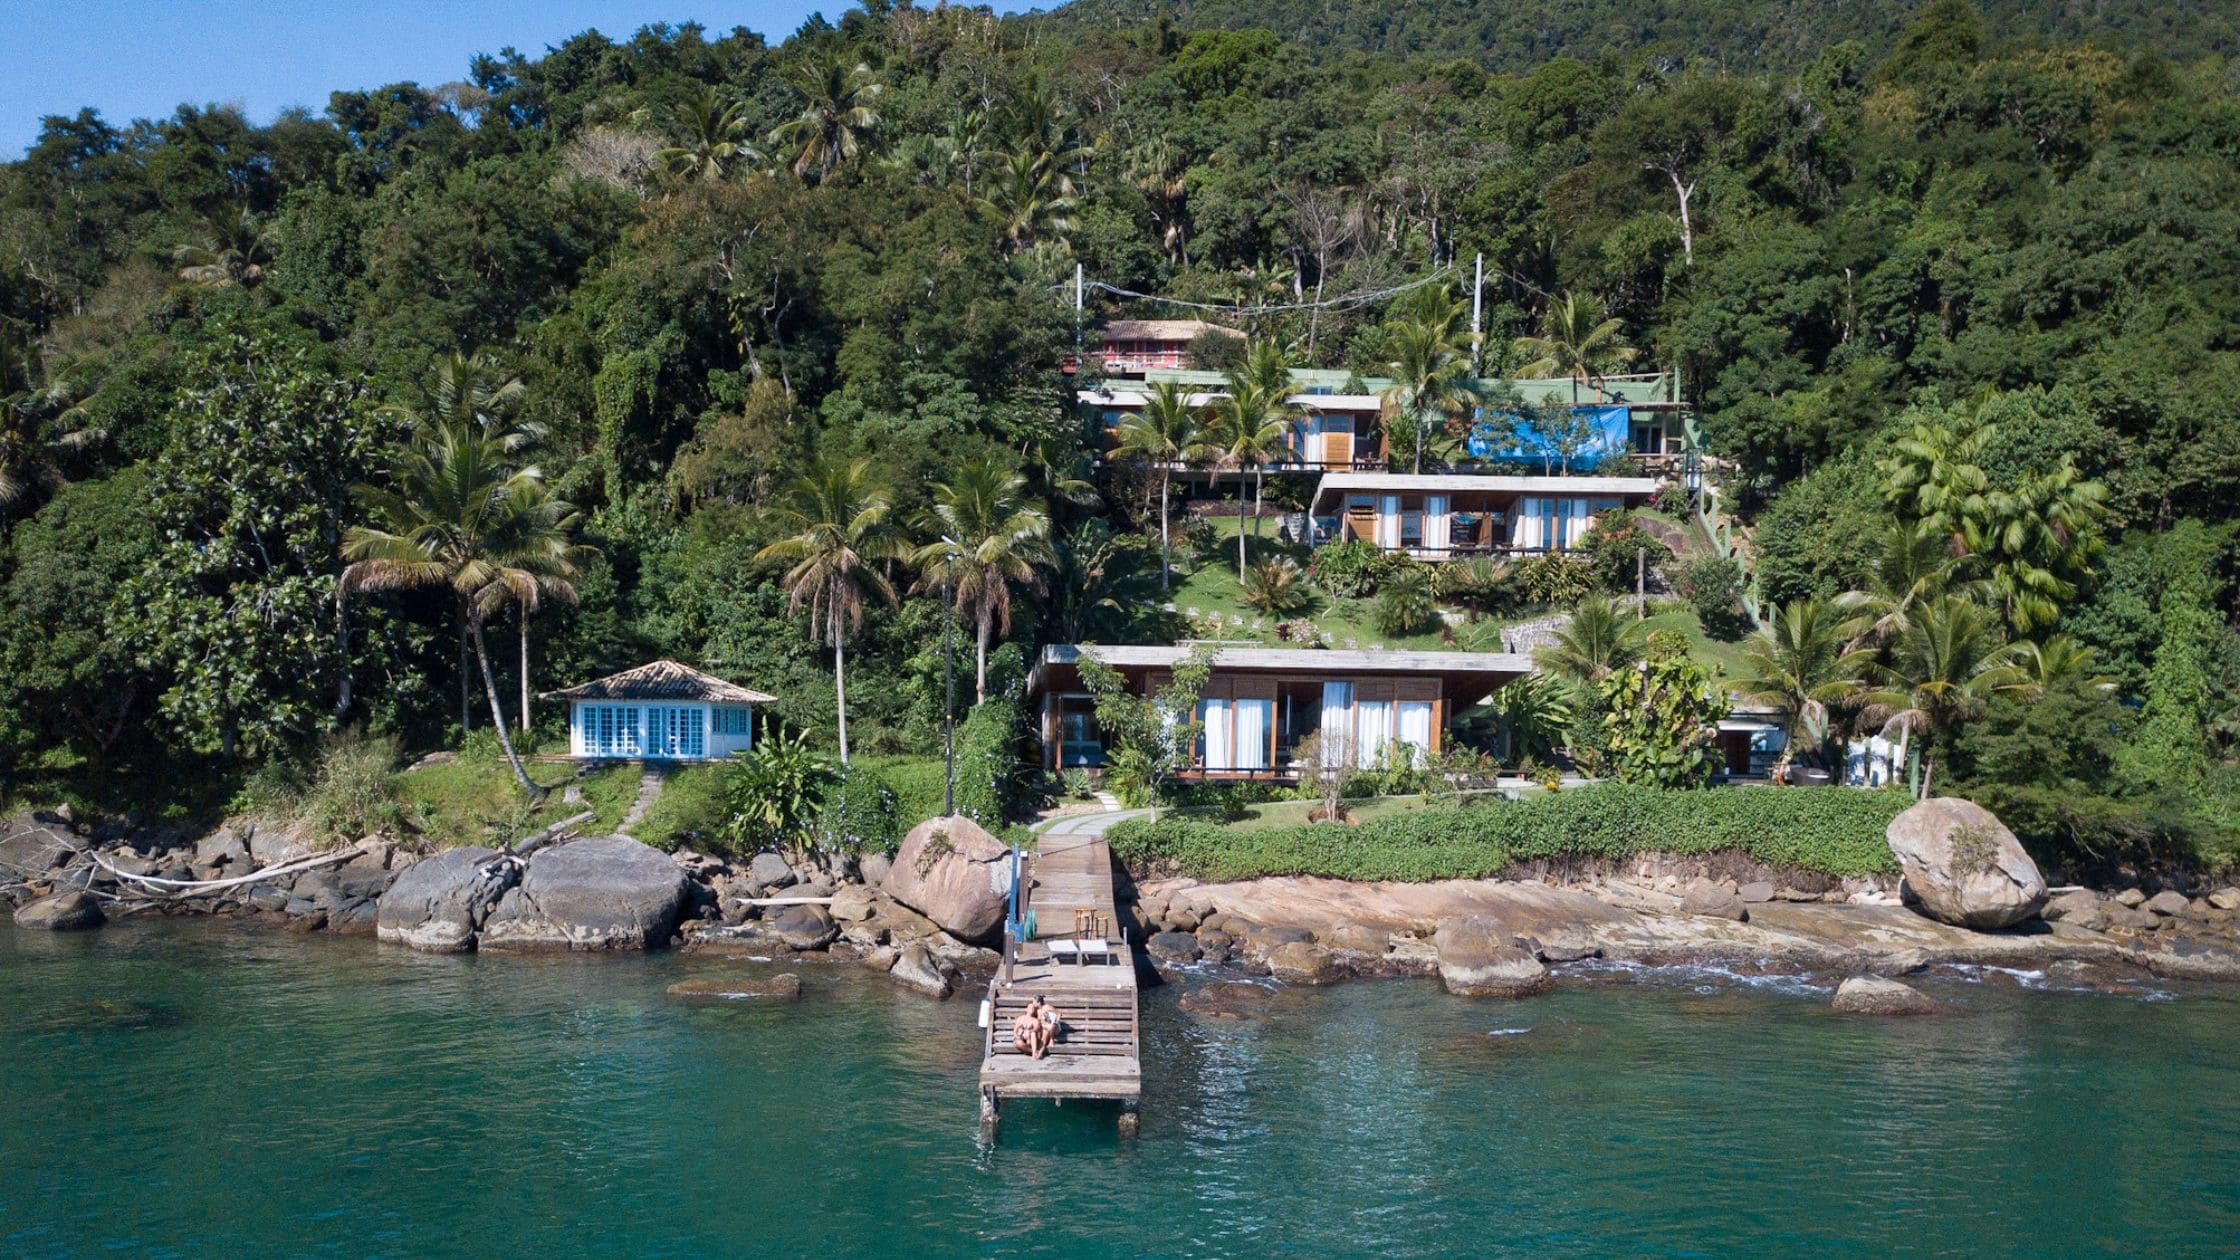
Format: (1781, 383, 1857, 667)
(544, 660, 774, 762)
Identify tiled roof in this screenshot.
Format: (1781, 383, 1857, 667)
(542, 660, 775, 704)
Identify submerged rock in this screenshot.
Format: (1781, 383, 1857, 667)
(376, 847, 513, 953)
(880, 817, 1009, 945)
(1179, 981, 1276, 1020)
(667, 974, 803, 1001)
(13, 889, 104, 931)
(479, 836, 691, 952)
(1266, 941, 1345, 985)
(1831, 975, 1940, 1016)
(1435, 917, 1553, 998)
(1886, 798, 2047, 930)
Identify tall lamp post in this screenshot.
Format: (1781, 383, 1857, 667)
(941, 535, 961, 817)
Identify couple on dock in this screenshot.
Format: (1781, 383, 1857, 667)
(1011, 995, 1064, 1059)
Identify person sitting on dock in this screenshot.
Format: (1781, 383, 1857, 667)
(1012, 995, 1062, 1059)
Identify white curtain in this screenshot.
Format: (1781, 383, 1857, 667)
(1398, 701, 1434, 765)
(1200, 698, 1232, 770)
(1235, 699, 1271, 770)
(1356, 699, 1392, 768)
(1516, 497, 1544, 550)
(1319, 682, 1354, 766)
(1561, 499, 1590, 550)
(1377, 495, 1402, 548)
(1423, 495, 1450, 553)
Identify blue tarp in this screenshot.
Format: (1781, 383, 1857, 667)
(1465, 405, 1631, 463)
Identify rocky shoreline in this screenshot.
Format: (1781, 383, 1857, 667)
(9, 806, 2238, 1012)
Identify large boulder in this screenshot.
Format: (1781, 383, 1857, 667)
(1885, 798, 2047, 930)
(1266, 941, 1346, 985)
(0, 817, 77, 880)
(1145, 931, 1202, 966)
(768, 904, 839, 951)
(1679, 885, 1749, 921)
(1434, 916, 1553, 998)
(1832, 975, 1940, 1016)
(479, 836, 692, 952)
(880, 816, 1010, 945)
(14, 889, 104, 931)
(376, 847, 514, 953)
(887, 942, 954, 998)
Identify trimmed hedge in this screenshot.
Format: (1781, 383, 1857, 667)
(1106, 784, 1911, 883)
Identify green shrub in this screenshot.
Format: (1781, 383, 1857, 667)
(302, 730, 402, 842)
(1511, 552, 1597, 605)
(813, 762, 902, 855)
(1376, 565, 1437, 636)
(632, 763, 729, 851)
(721, 731, 838, 860)
(953, 694, 1027, 827)
(860, 754, 948, 829)
(1308, 539, 1387, 598)
(1106, 784, 1911, 882)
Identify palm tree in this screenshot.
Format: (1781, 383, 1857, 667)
(1240, 558, 1311, 618)
(974, 149, 1077, 252)
(755, 457, 901, 762)
(1836, 518, 1972, 649)
(1969, 462, 2110, 635)
(341, 423, 568, 795)
(1735, 598, 1873, 781)
(1046, 521, 1161, 643)
(173, 207, 271, 288)
(771, 57, 883, 183)
(1535, 597, 1648, 684)
(1111, 380, 1213, 592)
(651, 87, 758, 182)
(1860, 596, 2028, 799)
(1208, 341, 1295, 578)
(1380, 304, 1480, 474)
(1513, 291, 1639, 403)
(498, 481, 594, 733)
(911, 457, 1053, 703)
(2011, 634, 2114, 698)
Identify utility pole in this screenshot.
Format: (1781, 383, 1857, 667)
(1074, 261, 1085, 357)
(1470, 252, 1484, 375)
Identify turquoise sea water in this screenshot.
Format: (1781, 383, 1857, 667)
(3, 921, 2236, 1258)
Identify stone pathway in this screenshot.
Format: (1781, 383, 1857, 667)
(622, 765, 667, 830)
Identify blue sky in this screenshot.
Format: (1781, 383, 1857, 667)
(0, 1, 1026, 156)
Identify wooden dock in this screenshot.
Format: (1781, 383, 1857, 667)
(976, 829, 1140, 1139)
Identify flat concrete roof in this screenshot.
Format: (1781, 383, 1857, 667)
(1039, 643, 1535, 674)
(1309, 471, 1663, 510)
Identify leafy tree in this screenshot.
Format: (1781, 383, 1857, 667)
(1598, 634, 1730, 789)
(172, 206, 272, 288)
(756, 456, 902, 763)
(121, 324, 376, 760)
(2120, 521, 2223, 794)
(1079, 642, 1216, 818)
(911, 456, 1053, 703)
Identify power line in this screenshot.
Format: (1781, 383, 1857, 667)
(1078, 268, 1456, 317)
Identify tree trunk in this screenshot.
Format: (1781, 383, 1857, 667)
(1254, 468, 1267, 547)
(459, 620, 473, 733)
(1158, 471, 1172, 592)
(334, 597, 353, 719)
(1237, 479, 1249, 580)
(975, 605, 991, 704)
(518, 607, 532, 734)
(832, 598, 851, 764)
(472, 622, 540, 797)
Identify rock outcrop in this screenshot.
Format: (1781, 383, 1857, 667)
(376, 847, 514, 953)
(1832, 975, 1940, 1016)
(13, 889, 104, 931)
(880, 816, 1010, 944)
(479, 836, 691, 952)
(1886, 798, 2047, 930)
(1434, 917, 1554, 998)
(0, 817, 76, 881)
